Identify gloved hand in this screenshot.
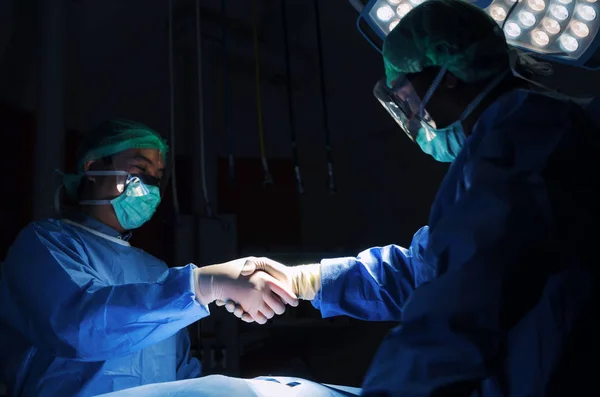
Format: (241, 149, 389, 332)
(194, 257, 299, 324)
(215, 257, 321, 323)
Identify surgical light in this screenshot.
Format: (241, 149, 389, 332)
(505, 21, 523, 36)
(577, 4, 597, 20)
(376, 5, 395, 21)
(491, 5, 508, 20)
(528, 0, 547, 12)
(532, 29, 551, 45)
(550, 4, 570, 20)
(397, 3, 414, 16)
(572, 20, 591, 36)
(543, 17, 562, 34)
(560, 33, 581, 49)
(357, 0, 600, 69)
(518, 11, 537, 27)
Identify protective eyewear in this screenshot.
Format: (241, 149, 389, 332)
(373, 75, 438, 142)
(85, 171, 161, 195)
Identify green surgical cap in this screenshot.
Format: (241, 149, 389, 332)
(383, 0, 510, 86)
(62, 119, 168, 200)
(76, 118, 169, 172)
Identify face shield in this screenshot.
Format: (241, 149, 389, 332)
(373, 75, 439, 143)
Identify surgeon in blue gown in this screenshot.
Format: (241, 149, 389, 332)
(217, 1, 600, 396)
(0, 119, 299, 397)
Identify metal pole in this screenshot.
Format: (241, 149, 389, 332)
(281, 0, 303, 194)
(313, 0, 336, 193)
(32, 0, 67, 220)
(194, 0, 212, 217)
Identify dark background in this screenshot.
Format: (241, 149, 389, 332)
(1, 0, 599, 389)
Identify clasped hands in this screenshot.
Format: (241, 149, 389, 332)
(193, 257, 321, 324)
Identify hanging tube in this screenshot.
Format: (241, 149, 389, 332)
(313, 0, 336, 193)
(196, 0, 213, 216)
(168, 0, 180, 214)
(33, 0, 67, 220)
(222, 0, 235, 183)
(281, 0, 303, 194)
(251, 0, 273, 186)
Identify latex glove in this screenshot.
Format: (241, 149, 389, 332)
(194, 257, 299, 324)
(215, 257, 321, 322)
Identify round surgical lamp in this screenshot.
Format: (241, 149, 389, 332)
(356, 0, 600, 70)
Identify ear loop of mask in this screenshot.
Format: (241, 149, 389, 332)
(83, 170, 129, 177)
(419, 65, 510, 127)
(458, 70, 510, 121)
(418, 65, 449, 120)
(52, 170, 124, 215)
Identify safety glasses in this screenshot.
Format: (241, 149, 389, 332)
(85, 171, 161, 195)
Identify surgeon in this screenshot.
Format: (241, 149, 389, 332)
(218, 1, 600, 395)
(0, 119, 298, 397)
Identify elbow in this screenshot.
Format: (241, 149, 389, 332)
(52, 342, 127, 362)
(47, 339, 107, 362)
(50, 287, 132, 361)
(48, 334, 114, 362)
(47, 319, 128, 362)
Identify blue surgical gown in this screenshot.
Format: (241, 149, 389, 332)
(312, 90, 599, 396)
(0, 213, 210, 396)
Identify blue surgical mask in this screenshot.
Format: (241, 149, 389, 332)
(80, 171, 161, 230)
(415, 121, 467, 163)
(415, 67, 508, 162)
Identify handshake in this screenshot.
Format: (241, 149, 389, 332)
(193, 257, 321, 324)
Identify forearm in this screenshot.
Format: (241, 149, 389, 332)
(359, 151, 557, 395)
(34, 265, 209, 361)
(312, 227, 435, 321)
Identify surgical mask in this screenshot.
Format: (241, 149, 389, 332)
(80, 171, 161, 230)
(415, 123, 467, 163)
(374, 65, 508, 163)
(414, 66, 509, 163)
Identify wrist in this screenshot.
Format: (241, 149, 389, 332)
(194, 268, 215, 305)
(292, 264, 322, 300)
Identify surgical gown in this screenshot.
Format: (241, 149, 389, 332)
(0, 213, 210, 396)
(312, 90, 599, 396)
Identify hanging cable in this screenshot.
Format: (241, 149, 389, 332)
(196, 0, 213, 216)
(313, 0, 336, 194)
(251, 0, 273, 186)
(281, 0, 303, 194)
(168, 0, 180, 214)
(222, 0, 235, 183)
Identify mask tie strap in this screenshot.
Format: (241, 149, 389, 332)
(419, 65, 449, 118)
(80, 199, 113, 205)
(85, 171, 129, 177)
(459, 69, 510, 121)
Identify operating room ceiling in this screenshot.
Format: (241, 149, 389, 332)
(0, 0, 599, 128)
(0, 0, 322, 128)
